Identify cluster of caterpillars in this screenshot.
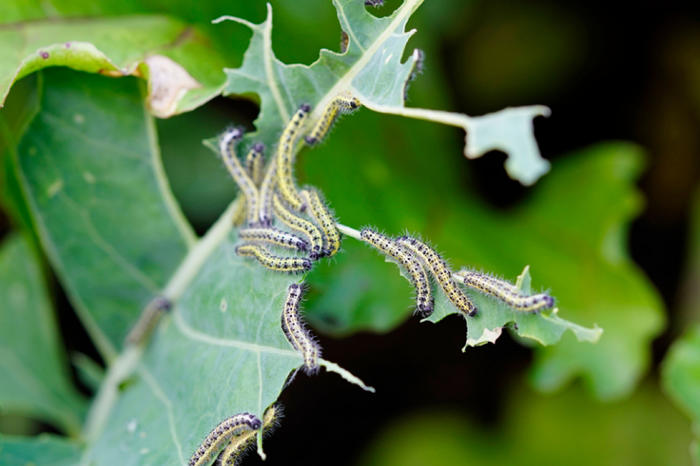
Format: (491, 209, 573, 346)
(189, 405, 280, 466)
(360, 229, 555, 318)
(221, 94, 360, 274)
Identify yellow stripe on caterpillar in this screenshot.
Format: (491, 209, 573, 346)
(360, 228, 434, 317)
(301, 188, 341, 257)
(454, 269, 554, 312)
(304, 93, 360, 146)
(215, 405, 281, 466)
(272, 193, 324, 259)
(276, 104, 311, 211)
(245, 142, 265, 186)
(235, 243, 311, 274)
(281, 283, 321, 374)
(238, 227, 308, 252)
(396, 236, 477, 317)
(220, 128, 259, 226)
(188, 413, 261, 466)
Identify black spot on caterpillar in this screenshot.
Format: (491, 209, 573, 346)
(276, 104, 311, 211)
(214, 405, 282, 466)
(360, 228, 434, 317)
(281, 283, 321, 374)
(235, 243, 311, 274)
(455, 269, 554, 312)
(220, 128, 259, 226)
(396, 236, 477, 317)
(238, 227, 308, 252)
(304, 93, 361, 146)
(125, 296, 172, 345)
(188, 413, 261, 466)
(272, 193, 324, 259)
(245, 143, 265, 186)
(301, 188, 341, 257)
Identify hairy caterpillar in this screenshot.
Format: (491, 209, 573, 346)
(257, 165, 277, 226)
(272, 193, 324, 259)
(235, 244, 312, 273)
(281, 283, 321, 374)
(215, 405, 282, 466)
(245, 143, 265, 186)
(276, 103, 311, 211)
(188, 413, 261, 466)
(404, 48, 424, 101)
(238, 227, 308, 252)
(360, 228, 434, 317)
(304, 93, 360, 146)
(396, 236, 477, 317)
(125, 296, 172, 345)
(301, 188, 341, 257)
(220, 128, 259, 226)
(455, 269, 554, 312)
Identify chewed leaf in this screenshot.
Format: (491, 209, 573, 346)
(217, 0, 549, 185)
(425, 266, 602, 349)
(0, 15, 230, 116)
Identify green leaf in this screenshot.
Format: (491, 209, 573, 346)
(13, 68, 369, 463)
(303, 101, 663, 399)
(0, 434, 83, 465)
(218, 0, 549, 185)
(0, 233, 86, 435)
(0, 15, 231, 116)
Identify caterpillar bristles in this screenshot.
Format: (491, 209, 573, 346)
(272, 193, 324, 259)
(455, 269, 554, 313)
(235, 243, 311, 274)
(281, 283, 321, 374)
(360, 228, 434, 317)
(239, 227, 308, 252)
(396, 236, 477, 318)
(245, 142, 265, 186)
(214, 405, 282, 466)
(304, 93, 360, 146)
(301, 188, 341, 257)
(219, 127, 260, 226)
(276, 103, 311, 211)
(188, 413, 261, 466)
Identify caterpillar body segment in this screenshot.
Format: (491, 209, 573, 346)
(272, 193, 324, 259)
(396, 236, 477, 317)
(455, 269, 554, 313)
(219, 128, 259, 226)
(281, 283, 321, 374)
(245, 142, 265, 186)
(235, 243, 311, 274)
(276, 104, 311, 211)
(188, 413, 261, 466)
(304, 93, 361, 146)
(301, 188, 341, 257)
(215, 405, 281, 466)
(360, 228, 434, 317)
(238, 227, 308, 252)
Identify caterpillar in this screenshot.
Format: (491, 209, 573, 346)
(281, 283, 321, 374)
(360, 228, 434, 317)
(304, 93, 360, 146)
(257, 164, 277, 226)
(396, 236, 477, 317)
(125, 296, 172, 345)
(301, 188, 341, 257)
(455, 269, 554, 313)
(220, 128, 259, 226)
(245, 143, 265, 186)
(188, 413, 261, 466)
(238, 227, 308, 252)
(236, 244, 312, 274)
(365, 0, 384, 6)
(276, 103, 311, 211)
(215, 405, 281, 466)
(272, 193, 324, 259)
(403, 48, 424, 101)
